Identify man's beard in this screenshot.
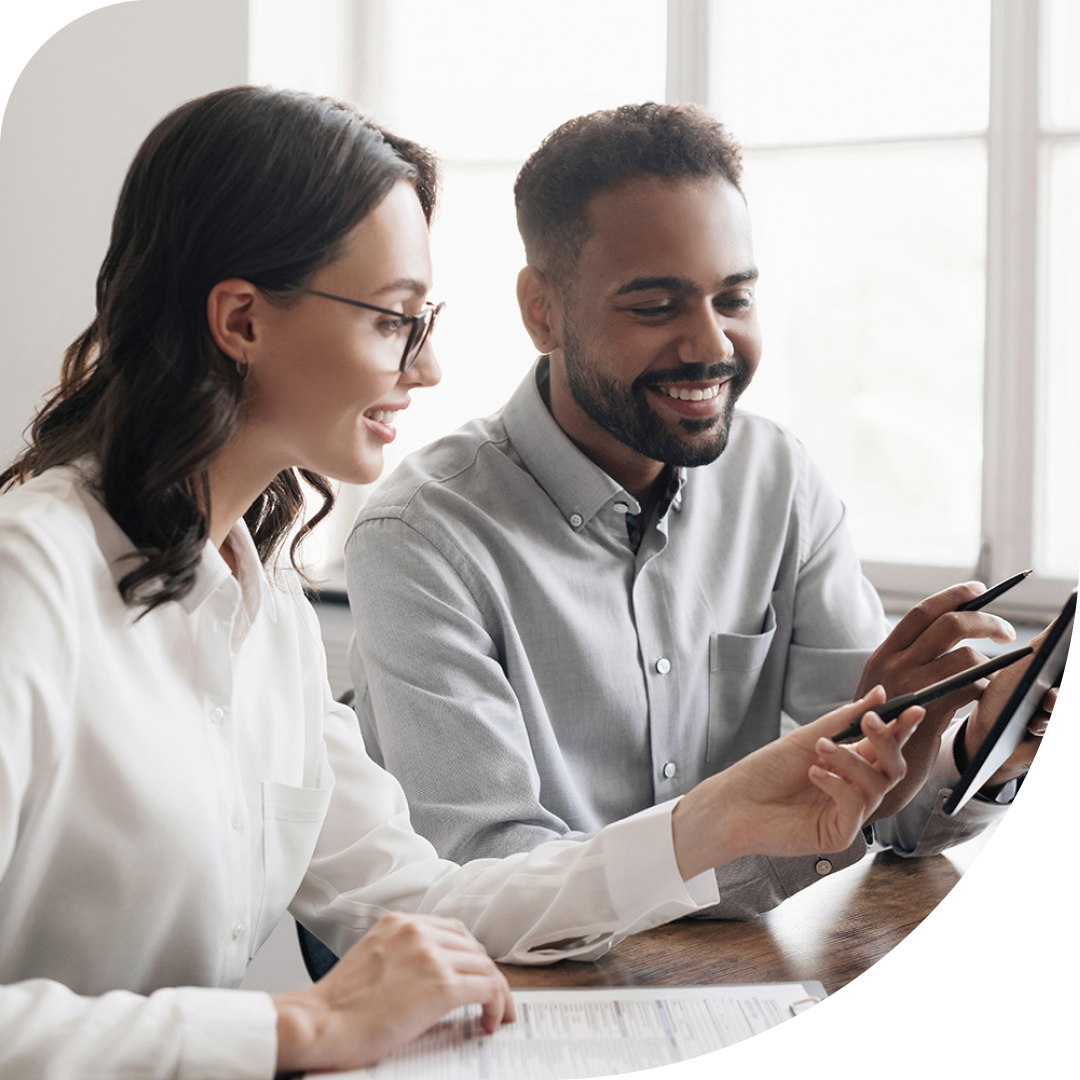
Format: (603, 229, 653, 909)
(562, 322, 750, 468)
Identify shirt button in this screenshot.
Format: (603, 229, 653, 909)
(209, 706, 225, 724)
(613, 502, 629, 514)
(230, 812, 244, 831)
(655, 657, 671, 675)
(231, 921, 246, 940)
(662, 761, 677, 779)
(569, 513, 584, 528)
(815, 859, 833, 876)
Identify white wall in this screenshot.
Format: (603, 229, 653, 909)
(0, 0, 248, 463)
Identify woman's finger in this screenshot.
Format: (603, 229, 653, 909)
(859, 706, 923, 782)
(475, 975, 517, 1034)
(814, 736, 893, 806)
(807, 763, 869, 840)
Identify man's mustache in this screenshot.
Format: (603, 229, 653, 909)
(633, 359, 749, 391)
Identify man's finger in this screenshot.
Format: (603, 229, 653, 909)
(884, 583, 986, 652)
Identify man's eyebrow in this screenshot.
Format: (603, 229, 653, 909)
(724, 269, 759, 286)
(373, 277, 429, 299)
(613, 269, 759, 296)
(614, 276, 697, 297)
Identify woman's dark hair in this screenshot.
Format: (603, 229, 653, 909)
(0, 86, 439, 613)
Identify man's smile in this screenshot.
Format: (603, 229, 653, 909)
(645, 379, 729, 420)
(657, 382, 722, 402)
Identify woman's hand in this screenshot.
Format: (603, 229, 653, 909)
(672, 686, 923, 881)
(272, 911, 515, 1075)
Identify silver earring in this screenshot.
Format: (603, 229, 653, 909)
(235, 358, 249, 381)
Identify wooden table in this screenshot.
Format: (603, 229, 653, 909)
(499, 827, 993, 995)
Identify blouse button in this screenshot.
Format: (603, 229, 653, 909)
(661, 761, 677, 780)
(655, 657, 671, 675)
(815, 859, 834, 876)
(209, 706, 225, 724)
(231, 921, 246, 940)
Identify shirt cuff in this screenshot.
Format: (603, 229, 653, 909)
(948, 719, 1019, 805)
(602, 798, 720, 929)
(175, 987, 278, 1080)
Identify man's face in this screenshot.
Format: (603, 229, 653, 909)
(550, 175, 762, 477)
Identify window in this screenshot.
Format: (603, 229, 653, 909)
(251, 0, 667, 570)
(251, 0, 1077, 618)
(702, 0, 1078, 614)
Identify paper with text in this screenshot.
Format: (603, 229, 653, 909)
(308, 983, 824, 1079)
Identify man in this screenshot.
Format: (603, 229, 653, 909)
(343, 103, 1036, 920)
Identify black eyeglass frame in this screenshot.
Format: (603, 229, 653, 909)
(288, 286, 444, 373)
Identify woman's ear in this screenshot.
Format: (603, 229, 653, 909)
(516, 266, 564, 354)
(206, 279, 260, 364)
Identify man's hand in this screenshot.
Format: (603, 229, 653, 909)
(855, 582, 1017, 819)
(958, 620, 1058, 790)
(273, 912, 516, 1075)
(672, 686, 922, 880)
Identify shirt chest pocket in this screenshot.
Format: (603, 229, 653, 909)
(253, 779, 334, 955)
(706, 591, 788, 765)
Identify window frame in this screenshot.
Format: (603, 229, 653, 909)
(676, 0, 1077, 619)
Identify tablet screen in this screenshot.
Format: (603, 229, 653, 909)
(943, 589, 1075, 816)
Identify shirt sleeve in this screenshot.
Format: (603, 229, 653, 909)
(781, 449, 1005, 863)
(783, 452, 890, 723)
(873, 721, 1013, 855)
(0, 982, 277, 1080)
(345, 514, 595, 860)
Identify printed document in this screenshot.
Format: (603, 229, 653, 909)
(307, 982, 824, 1079)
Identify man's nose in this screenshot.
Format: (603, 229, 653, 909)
(676, 305, 736, 366)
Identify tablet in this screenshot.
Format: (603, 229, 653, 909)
(943, 589, 1075, 815)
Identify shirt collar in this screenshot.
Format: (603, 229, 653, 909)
(178, 516, 277, 625)
(503, 357, 630, 528)
(503, 357, 687, 529)
(65, 458, 277, 624)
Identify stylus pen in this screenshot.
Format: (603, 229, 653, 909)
(831, 645, 1034, 743)
(956, 568, 1033, 611)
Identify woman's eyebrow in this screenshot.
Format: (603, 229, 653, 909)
(373, 277, 429, 299)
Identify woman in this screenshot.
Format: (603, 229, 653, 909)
(0, 86, 920, 1078)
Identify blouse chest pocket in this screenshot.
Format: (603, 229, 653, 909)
(705, 591, 789, 765)
(252, 779, 334, 956)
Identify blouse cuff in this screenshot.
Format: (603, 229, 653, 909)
(175, 987, 278, 1080)
(603, 798, 720, 929)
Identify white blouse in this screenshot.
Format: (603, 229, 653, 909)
(0, 466, 717, 1079)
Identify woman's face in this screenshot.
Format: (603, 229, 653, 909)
(244, 180, 441, 486)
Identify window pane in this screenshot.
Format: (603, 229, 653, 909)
(708, 0, 990, 145)
(1036, 142, 1080, 578)
(383, 164, 537, 477)
(740, 143, 986, 566)
(1045, 0, 1080, 130)
(379, 0, 666, 162)
(249, 0, 352, 97)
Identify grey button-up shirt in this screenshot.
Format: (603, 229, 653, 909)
(346, 359, 1006, 917)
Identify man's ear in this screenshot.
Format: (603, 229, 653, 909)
(206, 279, 260, 364)
(516, 266, 563, 354)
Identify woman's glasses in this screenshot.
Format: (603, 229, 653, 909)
(289, 286, 445, 372)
